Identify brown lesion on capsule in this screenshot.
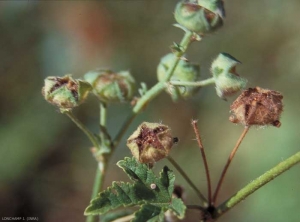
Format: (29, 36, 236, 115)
(47, 76, 79, 101)
(131, 124, 168, 154)
(229, 87, 283, 127)
(97, 72, 129, 98)
(127, 122, 173, 163)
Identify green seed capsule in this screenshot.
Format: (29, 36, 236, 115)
(127, 122, 173, 164)
(84, 69, 136, 103)
(157, 53, 200, 101)
(197, 0, 225, 18)
(174, 1, 224, 34)
(211, 53, 247, 99)
(42, 75, 92, 110)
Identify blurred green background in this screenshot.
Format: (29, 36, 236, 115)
(0, 1, 299, 221)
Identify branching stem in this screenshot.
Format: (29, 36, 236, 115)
(170, 77, 215, 87)
(87, 102, 109, 222)
(212, 126, 250, 205)
(191, 120, 212, 205)
(112, 30, 194, 153)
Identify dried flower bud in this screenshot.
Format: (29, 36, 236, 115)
(229, 87, 283, 127)
(42, 75, 92, 110)
(127, 122, 173, 164)
(211, 53, 247, 99)
(157, 53, 200, 101)
(174, 1, 224, 34)
(84, 69, 136, 103)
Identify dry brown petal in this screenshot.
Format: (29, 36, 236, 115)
(229, 87, 283, 127)
(126, 122, 173, 164)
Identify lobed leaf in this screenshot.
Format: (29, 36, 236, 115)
(84, 157, 186, 221)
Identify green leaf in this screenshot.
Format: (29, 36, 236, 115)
(101, 210, 134, 222)
(132, 204, 164, 222)
(84, 157, 186, 221)
(169, 198, 186, 219)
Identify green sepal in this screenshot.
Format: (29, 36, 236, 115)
(42, 75, 92, 110)
(197, 0, 225, 18)
(174, 1, 223, 34)
(211, 53, 247, 99)
(84, 69, 136, 103)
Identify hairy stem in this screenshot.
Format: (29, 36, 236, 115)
(99, 102, 111, 153)
(64, 111, 99, 149)
(132, 31, 194, 114)
(167, 156, 208, 205)
(212, 126, 250, 205)
(86, 103, 109, 222)
(214, 151, 300, 220)
(112, 30, 194, 152)
(100, 102, 107, 136)
(170, 77, 215, 87)
(191, 120, 212, 205)
(86, 161, 107, 222)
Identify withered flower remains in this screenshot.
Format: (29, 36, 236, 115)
(42, 75, 92, 110)
(127, 122, 174, 164)
(229, 87, 283, 127)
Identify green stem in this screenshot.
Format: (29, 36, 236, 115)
(214, 151, 300, 220)
(133, 31, 193, 114)
(99, 102, 110, 153)
(86, 160, 107, 222)
(132, 82, 166, 113)
(167, 156, 208, 206)
(64, 111, 99, 149)
(100, 102, 107, 132)
(170, 77, 215, 87)
(112, 30, 194, 152)
(86, 103, 109, 222)
(164, 31, 194, 81)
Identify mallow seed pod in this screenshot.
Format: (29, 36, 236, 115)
(211, 53, 247, 99)
(84, 69, 136, 103)
(174, 0, 224, 34)
(229, 87, 283, 127)
(42, 75, 92, 110)
(197, 0, 225, 18)
(127, 122, 174, 164)
(157, 53, 200, 101)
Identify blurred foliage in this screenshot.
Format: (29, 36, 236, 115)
(0, 1, 299, 221)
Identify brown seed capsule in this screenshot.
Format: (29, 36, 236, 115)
(127, 122, 173, 164)
(229, 87, 283, 127)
